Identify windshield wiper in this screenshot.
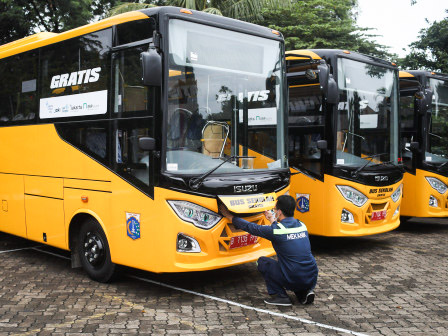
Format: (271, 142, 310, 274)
(342, 132, 366, 151)
(351, 153, 388, 178)
(189, 155, 255, 190)
(437, 161, 448, 171)
(429, 133, 442, 139)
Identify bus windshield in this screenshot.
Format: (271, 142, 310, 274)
(335, 58, 399, 168)
(166, 19, 286, 175)
(426, 78, 448, 164)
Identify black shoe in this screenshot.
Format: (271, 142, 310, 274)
(264, 295, 292, 306)
(295, 290, 315, 304)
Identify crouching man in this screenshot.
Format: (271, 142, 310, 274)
(219, 195, 318, 306)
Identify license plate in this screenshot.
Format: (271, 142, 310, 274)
(371, 210, 387, 221)
(229, 234, 258, 249)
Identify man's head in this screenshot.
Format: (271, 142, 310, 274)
(275, 195, 296, 219)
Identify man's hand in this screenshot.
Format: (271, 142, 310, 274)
(264, 210, 276, 224)
(219, 204, 234, 221)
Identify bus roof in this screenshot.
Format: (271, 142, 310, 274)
(405, 70, 448, 79)
(0, 6, 284, 61)
(0, 11, 148, 59)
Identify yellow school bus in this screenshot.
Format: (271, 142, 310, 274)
(285, 49, 403, 236)
(399, 70, 448, 218)
(0, 7, 290, 282)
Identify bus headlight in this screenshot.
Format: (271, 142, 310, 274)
(425, 177, 447, 194)
(336, 185, 368, 207)
(177, 233, 201, 253)
(429, 195, 438, 207)
(391, 184, 403, 202)
(168, 201, 222, 229)
(341, 209, 354, 223)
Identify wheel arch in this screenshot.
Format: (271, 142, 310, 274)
(68, 210, 109, 268)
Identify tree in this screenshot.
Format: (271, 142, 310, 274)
(253, 0, 394, 60)
(0, 0, 34, 45)
(400, 11, 448, 73)
(0, 0, 119, 45)
(108, 0, 291, 21)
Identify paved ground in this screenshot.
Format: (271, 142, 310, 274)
(0, 218, 447, 336)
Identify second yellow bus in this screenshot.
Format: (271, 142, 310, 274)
(286, 49, 403, 236)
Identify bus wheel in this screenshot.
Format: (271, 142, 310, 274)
(78, 218, 115, 283)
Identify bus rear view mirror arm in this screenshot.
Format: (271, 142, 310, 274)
(139, 137, 156, 151)
(318, 62, 329, 92)
(318, 62, 339, 105)
(141, 45, 162, 87)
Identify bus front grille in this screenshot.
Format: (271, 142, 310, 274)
(365, 201, 390, 224)
(218, 217, 264, 252)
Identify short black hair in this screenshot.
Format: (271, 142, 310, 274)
(276, 195, 296, 217)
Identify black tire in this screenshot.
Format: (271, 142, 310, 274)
(78, 218, 115, 283)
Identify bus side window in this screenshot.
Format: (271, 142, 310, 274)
(114, 119, 153, 188)
(113, 46, 151, 117)
(56, 122, 109, 165)
(0, 51, 38, 124)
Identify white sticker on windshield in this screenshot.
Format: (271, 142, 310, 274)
(267, 159, 281, 169)
(426, 156, 432, 161)
(238, 107, 277, 126)
(190, 52, 198, 61)
(337, 159, 345, 164)
(167, 163, 178, 171)
(360, 114, 378, 129)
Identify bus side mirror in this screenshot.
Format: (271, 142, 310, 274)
(327, 75, 339, 104)
(424, 89, 433, 111)
(139, 137, 156, 151)
(141, 47, 161, 87)
(317, 140, 327, 150)
(415, 91, 425, 114)
(318, 63, 329, 92)
(318, 62, 339, 105)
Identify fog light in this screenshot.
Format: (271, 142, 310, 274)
(429, 195, 438, 207)
(177, 233, 201, 253)
(341, 209, 354, 223)
(393, 206, 400, 217)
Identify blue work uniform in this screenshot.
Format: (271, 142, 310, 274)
(232, 216, 318, 297)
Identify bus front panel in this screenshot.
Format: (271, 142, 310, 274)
(290, 173, 401, 236)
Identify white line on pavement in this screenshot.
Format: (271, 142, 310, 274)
(0, 246, 40, 254)
(27, 248, 369, 336)
(129, 275, 369, 336)
(32, 247, 71, 260)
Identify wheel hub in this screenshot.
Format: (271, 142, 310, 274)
(83, 232, 105, 266)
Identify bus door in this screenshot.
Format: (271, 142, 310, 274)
(288, 66, 325, 179)
(109, 46, 158, 267)
(399, 77, 421, 172)
(286, 58, 326, 228)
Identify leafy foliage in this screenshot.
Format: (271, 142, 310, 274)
(108, 0, 291, 20)
(253, 0, 394, 60)
(400, 12, 448, 73)
(0, 0, 119, 44)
